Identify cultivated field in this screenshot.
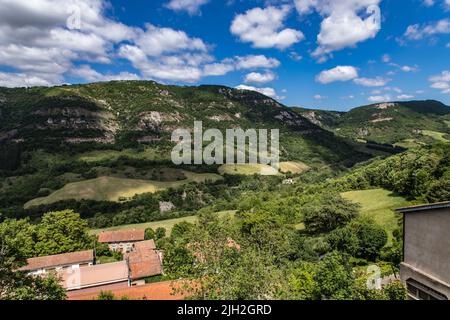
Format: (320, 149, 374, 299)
(218, 161, 309, 176)
(24, 170, 222, 208)
(279, 161, 310, 174)
(341, 188, 413, 244)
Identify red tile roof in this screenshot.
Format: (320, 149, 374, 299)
(125, 240, 162, 280)
(19, 250, 94, 271)
(98, 229, 145, 243)
(59, 261, 129, 290)
(67, 280, 190, 300)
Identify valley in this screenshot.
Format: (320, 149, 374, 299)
(0, 81, 449, 301)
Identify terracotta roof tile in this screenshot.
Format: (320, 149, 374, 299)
(19, 250, 94, 271)
(125, 240, 162, 279)
(98, 229, 145, 243)
(67, 280, 190, 300)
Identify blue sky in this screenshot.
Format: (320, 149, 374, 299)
(0, 0, 449, 111)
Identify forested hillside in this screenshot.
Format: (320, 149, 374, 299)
(295, 100, 450, 147)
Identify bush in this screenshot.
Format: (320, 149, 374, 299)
(145, 228, 156, 240)
(155, 227, 167, 239)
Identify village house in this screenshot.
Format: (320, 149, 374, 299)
(19, 250, 94, 276)
(125, 240, 164, 286)
(59, 261, 130, 292)
(396, 201, 450, 300)
(19, 238, 164, 296)
(98, 229, 145, 253)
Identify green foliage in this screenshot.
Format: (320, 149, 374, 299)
(330, 143, 450, 201)
(314, 252, 355, 300)
(95, 242, 111, 257)
(97, 291, 115, 300)
(155, 227, 167, 240)
(282, 262, 317, 300)
(321, 100, 450, 145)
(144, 227, 156, 240)
(383, 281, 407, 300)
(303, 193, 360, 234)
(327, 227, 360, 256)
(0, 219, 36, 266)
(352, 220, 388, 261)
(34, 210, 93, 256)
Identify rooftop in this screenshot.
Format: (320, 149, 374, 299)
(98, 229, 145, 243)
(396, 201, 450, 213)
(19, 250, 94, 272)
(59, 261, 129, 291)
(125, 240, 162, 280)
(67, 280, 190, 300)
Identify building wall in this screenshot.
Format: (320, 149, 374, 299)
(108, 242, 135, 253)
(404, 207, 450, 284)
(27, 262, 92, 276)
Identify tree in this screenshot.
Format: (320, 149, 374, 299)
(34, 210, 93, 256)
(303, 193, 359, 234)
(353, 220, 388, 261)
(314, 252, 355, 300)
(327, 227, 359, 256)
(0, 219, 36, 266)
(282, 262, 318, 300)
(0, 220, 65, 300)
(144, 228, 156, 240)
(170, 222, 194, 241)
(155, 227, 167, 240)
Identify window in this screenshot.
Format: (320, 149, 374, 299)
(406, 279, 448, 300)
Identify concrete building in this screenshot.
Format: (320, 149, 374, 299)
(98, 229, 145, 253)
(19, 250, 94, 276)
(397, 201, 450, 300)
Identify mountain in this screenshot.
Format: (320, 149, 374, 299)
(295, 100, 450, 147)
(291, 107, 345, 130)
(0, 81, 370, 170)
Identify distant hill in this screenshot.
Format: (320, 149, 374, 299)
(0, 81, 370, 170)
(291, 107, 344, 130)
(295, 100, 450, 147)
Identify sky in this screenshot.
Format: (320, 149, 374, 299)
(0, 0, 449, 111)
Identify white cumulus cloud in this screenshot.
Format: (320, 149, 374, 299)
(295, 0, 382, 62)
(231, 6, 304, 49)
(316, 66, 359, 84)
(244, 71, 276, 84)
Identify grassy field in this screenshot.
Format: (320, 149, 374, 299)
(279, 162, 310, 174)
(25, 170, 222, 208)
(218, 164, 280, 176)
(341, 189, 413, 244)
(218, 162, 309, 176)
(90, 211, 236, 235)
(77, 148, 170, 163)
(394, 139, 423, 149)
(421, 130, 449, 142)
